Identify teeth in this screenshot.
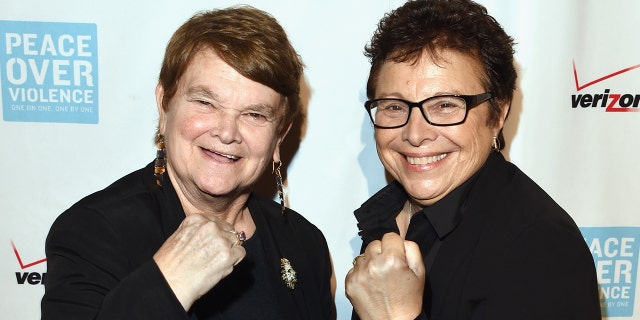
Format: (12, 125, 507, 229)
(407, 153, 447, 165)
(213, 150, 239, 160)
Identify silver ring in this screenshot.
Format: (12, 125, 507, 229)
(352, 254, 365, 267)
(230, 230, 246, 246)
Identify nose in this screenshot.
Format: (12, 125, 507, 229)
(211, 112, 242, 144)
(403, 108, 437, 146)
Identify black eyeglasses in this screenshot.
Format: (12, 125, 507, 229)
(364, 92, 493, 128)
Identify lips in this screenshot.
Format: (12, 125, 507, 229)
(406, 153, 447, 165)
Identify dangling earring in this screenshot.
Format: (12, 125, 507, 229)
(491, 136, 501, 152)
(154, 134, 166, 186)
(273, 161, 286, 215)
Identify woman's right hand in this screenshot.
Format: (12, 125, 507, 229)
(345, 232, 426, 320)
(153, 214, 246, 311)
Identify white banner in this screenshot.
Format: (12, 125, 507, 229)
(1, 1, 638, 318)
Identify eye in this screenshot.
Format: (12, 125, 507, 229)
(427, 97, 465, 114)
(247, 112, 267, 120)
(190, 98, 223, 113)
(187, 96, 217, 109)
(376, 100, 407, 112)
(436, 102, 458, 109)
(241, 111, 271, 126)
(385, 103, 404, 111)
(195, 99, 212, 106)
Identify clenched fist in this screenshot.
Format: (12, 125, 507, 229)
(345, 232, 426, 320)
(154, 214, 246, 311)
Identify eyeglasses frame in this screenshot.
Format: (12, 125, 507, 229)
(364, 92, 493, 128)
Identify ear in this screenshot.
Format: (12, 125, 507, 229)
(155, 83, 167, 135)
(493, 101, 511, 137)
(272, 122, 292, 163)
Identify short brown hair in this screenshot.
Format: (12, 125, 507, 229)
(157, 5, 303, 139)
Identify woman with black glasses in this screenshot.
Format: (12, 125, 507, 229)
(345, 1, 601, 319)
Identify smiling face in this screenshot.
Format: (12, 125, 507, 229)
(373, 49, 507, 206)
(156, 49, 286, 211)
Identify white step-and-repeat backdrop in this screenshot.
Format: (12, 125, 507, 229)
(1, 0, 638, 318)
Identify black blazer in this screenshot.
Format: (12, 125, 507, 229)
(354, 152, 601, 320)
(42, 162, 335, 320)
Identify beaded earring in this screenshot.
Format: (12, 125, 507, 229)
(154, 134, 166, 186)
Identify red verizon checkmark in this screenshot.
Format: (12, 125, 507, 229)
(11, 241, 47, 269)
(573, 60, 640, 91)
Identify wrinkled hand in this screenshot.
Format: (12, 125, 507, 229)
(153, 214, 246, 311)
(345, 232, 425, 320)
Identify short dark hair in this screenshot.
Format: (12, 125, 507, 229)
(365, 0, 516, 148)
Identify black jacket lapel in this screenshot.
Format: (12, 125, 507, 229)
(249, 197, 311, 320)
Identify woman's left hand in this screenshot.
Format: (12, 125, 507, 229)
(345, 232, 425, 320)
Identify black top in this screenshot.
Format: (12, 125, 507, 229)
(41, 161, 335, 320)
(353, 152, 601, 320)
(192, 232, 283, 319)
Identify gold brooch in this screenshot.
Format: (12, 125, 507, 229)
(280, 258, 297, 290)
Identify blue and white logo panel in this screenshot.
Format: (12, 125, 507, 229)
(0, 20, 98, 123)
(581, 226, 640, 318)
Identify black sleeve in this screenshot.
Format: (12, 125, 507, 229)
(482, 220, 602, 320)
(41, 207, 189, 320)
(351, 310, 429, 319)
(305, 221, 336, 319)
(320, 232, 337, 320)
(415, 312, 429, 320)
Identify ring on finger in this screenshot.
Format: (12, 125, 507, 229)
(352, 253, 365, 267)
(230, 230, 246, 246)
